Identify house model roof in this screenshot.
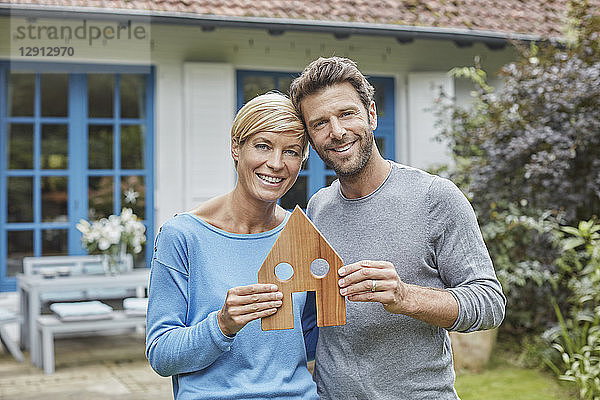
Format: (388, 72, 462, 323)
(4, 0, 599, 41)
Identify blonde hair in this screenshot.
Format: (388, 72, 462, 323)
(231, 92, 308, 168)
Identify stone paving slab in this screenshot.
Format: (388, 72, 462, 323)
(0, 333, 173, 400)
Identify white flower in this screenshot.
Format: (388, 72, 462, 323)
(76, 219, 91, 234)
(124, 188, 139, 205)
(98, 238, 111, 251)
(121, 208, 134, 223)
(77, 208, 146, 255)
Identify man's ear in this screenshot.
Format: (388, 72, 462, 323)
(369, 101, 378, 131)
(231, 139, 240, 163)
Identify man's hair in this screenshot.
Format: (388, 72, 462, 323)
(290, 57, 374, 119)
(230, 92, 308, 168)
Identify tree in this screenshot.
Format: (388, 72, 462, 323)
(438, 0, 600, 225)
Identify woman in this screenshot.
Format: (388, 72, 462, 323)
(145, 92, 318, 399)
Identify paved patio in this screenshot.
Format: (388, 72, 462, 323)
(0, 293, 172, 400)
(0, 331, 173, 400)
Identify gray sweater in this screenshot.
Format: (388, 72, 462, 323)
(306, 162, 506, 400)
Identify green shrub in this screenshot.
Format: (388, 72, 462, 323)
(481, 204, 563, 334)
(434, 0, 600, 335)
(544, 220, 600, 399)
(432, 1, 600, 393)
(437, 0, 600, 225)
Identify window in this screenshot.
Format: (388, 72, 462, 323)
(237, 70, 395, 209)
(0, 63, 154, 291)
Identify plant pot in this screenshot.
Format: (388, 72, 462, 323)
(450, 328, 498, 372)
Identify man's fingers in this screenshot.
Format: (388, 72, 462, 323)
(340, 279, 391, 296)
(338, 267, 395, 288)
(346, 291, 396, 304)
(338, 262, 363, 277)
(338, 260, 394, 277)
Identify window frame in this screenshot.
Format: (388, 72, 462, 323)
(0, 61, 155, 291)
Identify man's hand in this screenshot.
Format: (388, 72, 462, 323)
(217, 284, 283, 336)
(337, 260, 409, 314)
(338, 260, 459, 328)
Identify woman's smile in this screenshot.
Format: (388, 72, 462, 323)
(256, 173, 285, 186)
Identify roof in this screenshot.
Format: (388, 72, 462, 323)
(3, 0, 599, 41)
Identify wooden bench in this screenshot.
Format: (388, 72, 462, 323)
(35, 311, 146, 374)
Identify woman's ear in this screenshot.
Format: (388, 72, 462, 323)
(231, 139, 240, 163)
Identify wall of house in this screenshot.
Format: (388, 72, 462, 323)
(1, 14, 518, 232)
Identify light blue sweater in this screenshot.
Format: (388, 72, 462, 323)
(146, 213, 319, 400)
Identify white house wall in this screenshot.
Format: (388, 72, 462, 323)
(1, 15, 519, 230)
(407, 72, 454, 170)
(154, 62, 186, 224)
(182, 62, 235, 211)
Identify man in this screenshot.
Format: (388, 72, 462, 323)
(290, 57, 506, 399)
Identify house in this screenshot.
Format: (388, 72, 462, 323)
(0, 0, 586, 291)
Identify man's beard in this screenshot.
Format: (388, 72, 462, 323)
(315, 128, 374, 177)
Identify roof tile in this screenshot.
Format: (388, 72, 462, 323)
(3, 0, 600, 38)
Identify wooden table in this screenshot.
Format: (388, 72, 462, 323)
(17, 269, 150, 363)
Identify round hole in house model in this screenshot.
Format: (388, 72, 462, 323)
(274, 262, 294, 281)
(310, 258, 330, 278)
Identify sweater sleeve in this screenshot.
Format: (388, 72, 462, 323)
(428, 177, 506, 333)
(145, 220, 234, 377)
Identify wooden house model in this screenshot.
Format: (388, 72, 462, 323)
(258, 206, 346, 330)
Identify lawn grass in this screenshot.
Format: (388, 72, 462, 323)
(454, 334, 578, 400)
(455, 365, 576, 399)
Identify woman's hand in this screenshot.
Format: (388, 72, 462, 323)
(217, 284, 283, 336)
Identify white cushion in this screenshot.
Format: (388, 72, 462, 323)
(50, 301, 113, 320)
(123, 298, 148, 316)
